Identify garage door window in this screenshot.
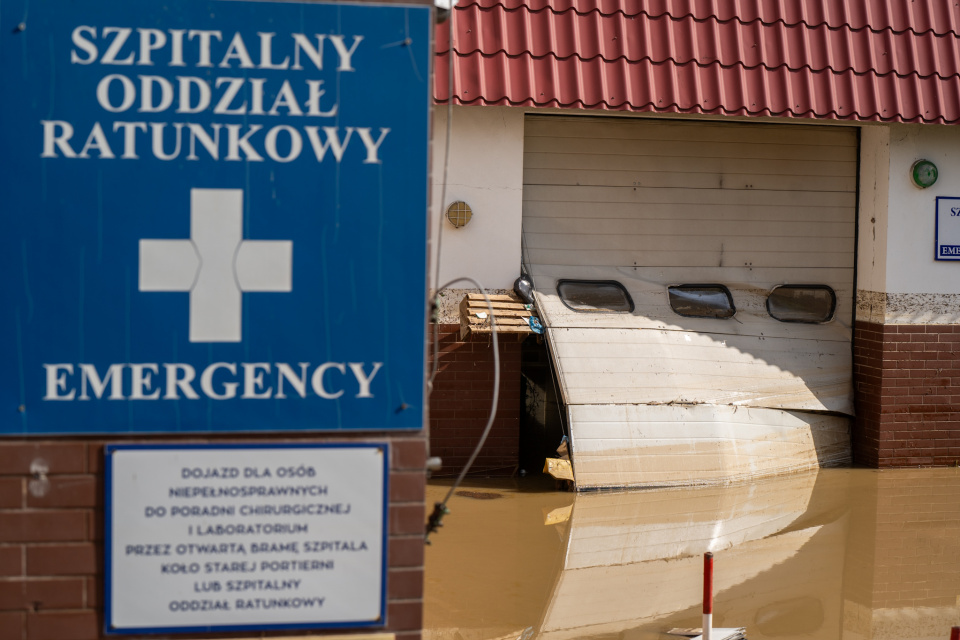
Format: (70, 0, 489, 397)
(557, 280, 634, 313)
(668, 284, 736, 319)
(767, 285, 836, 323)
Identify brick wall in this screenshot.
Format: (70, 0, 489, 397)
(854, 320, 960, 467)
(427, 324, 522, 477)
(0, 435, 426, 640)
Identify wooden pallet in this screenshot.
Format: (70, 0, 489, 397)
(459, 293, 536, 340)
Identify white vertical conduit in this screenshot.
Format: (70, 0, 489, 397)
(425, 277, 500, 543)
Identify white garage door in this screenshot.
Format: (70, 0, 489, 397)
(522, 115, 857, 488)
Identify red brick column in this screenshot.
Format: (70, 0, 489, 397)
(854, 320, 960, 467)
(0, 435, 426, 640)
(427, 324, 521, 477)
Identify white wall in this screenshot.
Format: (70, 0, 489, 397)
(426, 105, 960, 322)
(856, 125, 890, 294)
(429, 105, 525, 291)
(885, 123, 960, 294)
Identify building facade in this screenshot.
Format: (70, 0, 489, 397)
(429, 0, 960, 476)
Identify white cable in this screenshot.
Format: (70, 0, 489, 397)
(431, 276, 501, 509)
(423, 14, 504, 534)
(428, 5, 457, 392)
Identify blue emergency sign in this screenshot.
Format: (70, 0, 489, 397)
(936, 197, 960, 261)
(0, 0, 432, 434)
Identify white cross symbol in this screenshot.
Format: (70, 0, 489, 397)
(138, 188, 293, 343)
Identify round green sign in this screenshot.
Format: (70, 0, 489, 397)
(912, 159, 938, 188)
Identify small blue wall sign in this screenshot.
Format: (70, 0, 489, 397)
(1, 0, 432, 434)
(936, 197, 960, 261)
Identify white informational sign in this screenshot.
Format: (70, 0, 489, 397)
(935, 196, 960, 261)
(105, 444, 387, 634)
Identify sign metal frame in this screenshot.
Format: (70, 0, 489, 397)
(935, 196, 960, 261)
(103, 442, 390, 635)
(1, 0, 432, 436)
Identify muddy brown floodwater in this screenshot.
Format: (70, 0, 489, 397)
(425, 468, 960, 640)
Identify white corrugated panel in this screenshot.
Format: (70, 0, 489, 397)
(567, 404, 850, 489)
(522, 116, 856, 488)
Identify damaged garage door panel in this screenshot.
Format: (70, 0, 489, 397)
(546, 326, 854, 414)
(567, 404, 851, 491)
(522, 116, 856, 488)
(531, 267, 853, 341)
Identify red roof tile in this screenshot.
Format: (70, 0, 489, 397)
(435, 0, 960, 123)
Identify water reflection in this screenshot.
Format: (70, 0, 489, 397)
(425, 469, 960, 640)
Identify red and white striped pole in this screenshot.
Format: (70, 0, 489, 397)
(950, 626, 959, 640)
(703, 552, 714, 640)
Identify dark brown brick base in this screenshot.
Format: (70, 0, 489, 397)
(854, 320, 960, 467)
(427, 324, 522, 476)
(0, 435, 425, 640)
